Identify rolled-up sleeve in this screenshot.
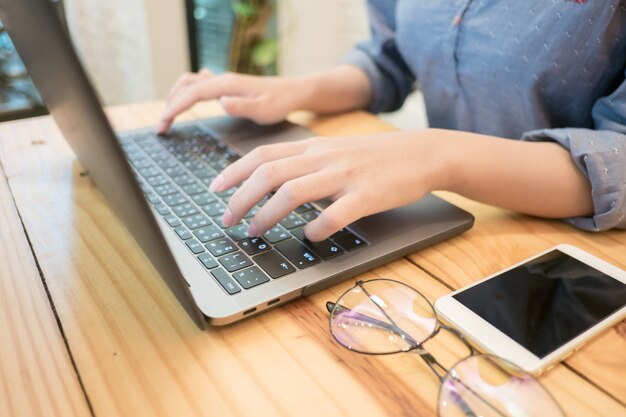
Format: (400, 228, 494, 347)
(521, 70, 626, 232)
(340, 0, 415, 113)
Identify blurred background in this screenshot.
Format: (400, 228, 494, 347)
(0, 0, 424, 128)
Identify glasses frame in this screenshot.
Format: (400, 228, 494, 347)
(326, 278, 564, 416)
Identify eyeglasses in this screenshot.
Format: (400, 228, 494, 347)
(326, 279, 565, 417)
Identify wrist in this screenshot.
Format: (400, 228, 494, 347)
(286, 74, 320, 111)
(420, 129, 465, 194)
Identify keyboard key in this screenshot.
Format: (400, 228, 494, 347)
(145, 193, 161, 204)
(224, 224, 250, 241)
(154, 203, 171, 216)
(218, 252, 253, 272)
(211, 268, 241, 294)
(202, 201, 226, 217)
(130, 157, 152, 169)
(182, 182, 205, 196)
(163, 193, 188, 207)
(137, 166, 160, 178)
(163, 214, 181, 227)
(194, 224, 224, 243)
(174, 226, 192, 240)
(216, 188, 237, 200)
(294, 203, 315, 214)
(263, 225, 291, 243)
(275, 239, 321, 269)
(173, 203, 199, 218)
(206, 238, 237, 257)
(289, 225, 307, 241)
(254, 250, 296, 278)
(182, 214, 211, 230)
(197, 252, 218, 269)
(192, 192, 216, 206)
(332, 230, 367, 251)
(257, 194, 271, 207)
(290, 226, 345, 260)
(146, 174, 169, 187)
(154, 182, 177, 196)
(280, 213, 306, 230)
(232, 267, 270, 289)
(185, 239, 205, 254)
(191, 166, 217, 179)
(300, 210, 320, 222)
(243, 206, 260, 219)
(172, 174, 196, 186)
(304, 239, 344, 260)
(163, 165, 185, 178)
(239, 237, 270, 255)
(212, 215, 242, 229)
(157, 158, 179, 170)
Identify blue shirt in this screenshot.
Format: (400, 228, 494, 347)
(343, 0, 626, 231)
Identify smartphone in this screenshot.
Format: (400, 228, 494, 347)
(434, 244, 626, 375)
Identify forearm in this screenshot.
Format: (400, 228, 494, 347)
(291, 65, 372, 114)
(433, 129, 594, 219)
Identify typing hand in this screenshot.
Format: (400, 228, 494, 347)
(158, 69, 305, 134)
(210, 131, 449, 241)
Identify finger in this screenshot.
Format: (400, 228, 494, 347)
(304, 193, 368, 241)
(248, 171, 344, 237)
(159, 74, 250, 133)
(210, 140, 311, 192)
(223, 154, 321, 226)
(166, 69, 213, 102)
(221, 96, 280, 125)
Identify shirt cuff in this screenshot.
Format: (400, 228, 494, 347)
(339, 48, 399, 114)
(521, 128, 626, 231)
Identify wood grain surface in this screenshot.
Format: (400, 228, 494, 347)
(0, 101, 624, 417)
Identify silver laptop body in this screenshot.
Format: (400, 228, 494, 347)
(0, 0, 474, 327)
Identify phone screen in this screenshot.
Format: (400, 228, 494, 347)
(453, 250, 626, 358)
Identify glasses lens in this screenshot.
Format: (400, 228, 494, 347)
(329, 279, 438, 354)
(438, 354, 564, 417)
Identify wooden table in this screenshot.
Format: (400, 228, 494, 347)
(1, 101, 624, 417)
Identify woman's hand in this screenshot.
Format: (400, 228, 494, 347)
(158, 65, 373, 134)
(210, 130, 453, 241)
(158, 70, 307, 133)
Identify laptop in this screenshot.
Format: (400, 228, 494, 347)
(0, 0, 474, 327)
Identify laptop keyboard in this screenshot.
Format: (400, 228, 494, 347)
(117, 124, 367, 295)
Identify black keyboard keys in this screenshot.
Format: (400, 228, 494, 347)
(197, 253, 218, 269)
(174, 226, 192, 240)
(206, 238, 237, 257)
(185, 239, 205, 254)
(275, 239, 321, 269)
(239, 237, 270, 255)
(219, 252, 253, 272)
(224, 224, 249, 241)
(182, 214, 210, 230)
(211, 268, 241, 294)
(254, 250, 296, 278)
(332, 230, 367, 251)
(263, 225, 291, 243)
(290, 226, 345, 259)
(194, 225, 224, 243)
(232, 266, 270, 289)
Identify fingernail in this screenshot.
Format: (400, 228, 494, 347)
(248, 223, 258, 237)
(209, 174, 224, 192)
(222, 209, 234, 227)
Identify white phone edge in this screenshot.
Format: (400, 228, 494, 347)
(433, 243, 626, 376)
